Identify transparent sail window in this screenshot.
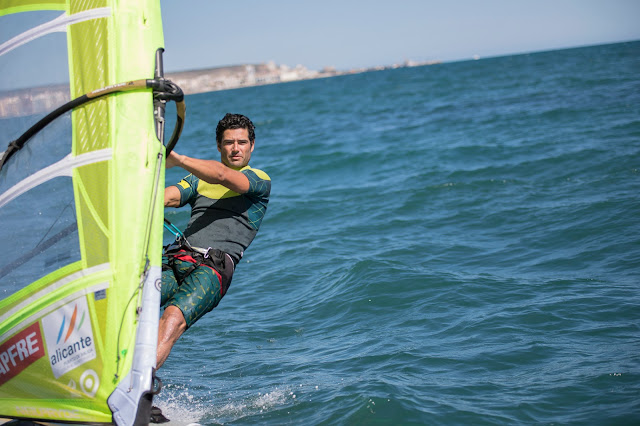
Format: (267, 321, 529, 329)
(0, 10, 70, 94)
(1, 10, 76, 300)
(0, 174, 80, 300)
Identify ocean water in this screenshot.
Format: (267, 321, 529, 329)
(158, 42, 640, 425)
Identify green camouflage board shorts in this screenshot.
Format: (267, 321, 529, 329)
(161, 254, 225, 328)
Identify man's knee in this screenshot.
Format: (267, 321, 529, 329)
(159, 305, 187, 343)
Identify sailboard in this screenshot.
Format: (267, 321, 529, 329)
(0, 0, 184, 424)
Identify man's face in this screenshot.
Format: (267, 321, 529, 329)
(218, 128, 254, 168)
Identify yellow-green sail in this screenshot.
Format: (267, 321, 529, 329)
(0, 0, 166, 423)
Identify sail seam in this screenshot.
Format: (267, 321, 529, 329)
(0, 148, 112, 209)
(0, 7, 111, 57)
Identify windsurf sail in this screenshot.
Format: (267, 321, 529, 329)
(0, 1, 183, 424)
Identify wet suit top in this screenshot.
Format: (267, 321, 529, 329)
(171, 165, 271, 264)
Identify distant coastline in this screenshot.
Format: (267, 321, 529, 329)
(165, 59, 441, 95)
(0, 59, 440, 118)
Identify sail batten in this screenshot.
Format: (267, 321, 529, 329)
(0, 7, 111, 57)
(0, 1, 66, 17)
(0, 263, 110, 326)
(0, 149, 113, 209)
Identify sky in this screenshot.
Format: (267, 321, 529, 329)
(159, 0, 640, 73)
(1, 0, 640, 91)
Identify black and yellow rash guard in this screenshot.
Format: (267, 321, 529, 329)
(172, 165, 271, 264)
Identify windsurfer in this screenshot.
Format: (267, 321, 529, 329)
(157, 113, 271, 369)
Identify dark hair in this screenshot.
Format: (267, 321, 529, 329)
(215, 113, 255, 144)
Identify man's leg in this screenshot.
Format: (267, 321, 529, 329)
(157, 305, 186, 369)
(156, 258, 225, 368)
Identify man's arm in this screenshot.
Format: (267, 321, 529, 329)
(164, 185, 181, 207)
(166, 150, 250, 194)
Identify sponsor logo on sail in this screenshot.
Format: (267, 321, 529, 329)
(42, 297, 96, 378)
(0, 322, 45, 386)
(67, 368, 100, 398)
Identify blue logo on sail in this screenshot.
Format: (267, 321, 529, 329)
(55, 304, 85, 345)
(42, 297, 96, 379)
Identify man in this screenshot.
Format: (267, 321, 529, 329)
(157, 113, 271, 369)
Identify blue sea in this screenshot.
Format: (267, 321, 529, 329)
(158, 42, 640, 425)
